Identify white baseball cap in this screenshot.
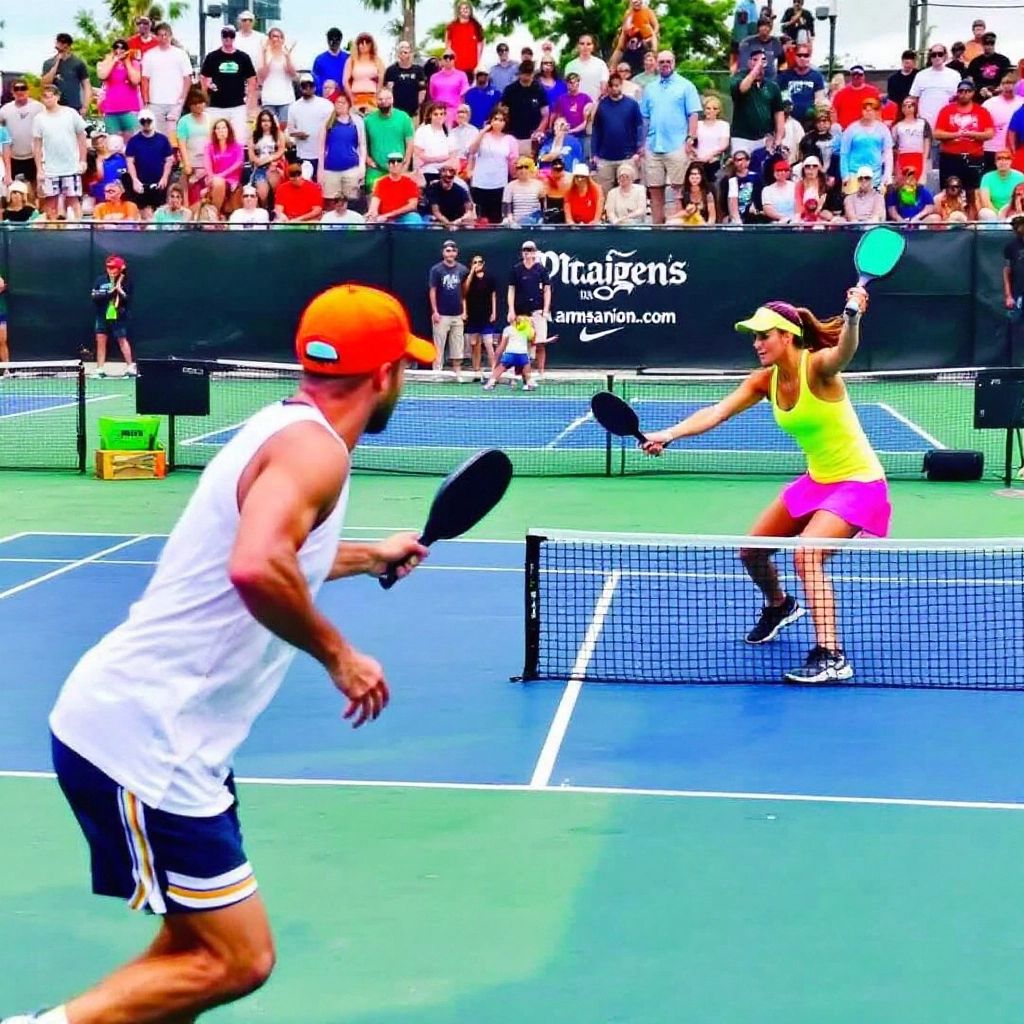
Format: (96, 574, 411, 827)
(238, 9, 255, 20)
(856, 166, 876, 179)
(571, 161, 591, 177)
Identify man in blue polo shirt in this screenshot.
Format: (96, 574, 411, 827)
(465, 69, 502, 128)
(312, 28, 347, 97)
(638, 50, 701, 224)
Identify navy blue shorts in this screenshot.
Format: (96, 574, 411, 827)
(52, 733, 257, 915)
(465, 322, 498, 336)
(94, 317, 129, 340)
(501, 352, 529, 369)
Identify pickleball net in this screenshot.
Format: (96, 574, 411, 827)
(0, 361, 85, 471)
(522, 529, 1024, 689)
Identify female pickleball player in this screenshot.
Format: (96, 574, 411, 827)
(642, 288, 890, 684)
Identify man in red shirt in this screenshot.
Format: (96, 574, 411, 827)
(831, 64, 880, 129)
(128, 15, 160, 62)
(366, 152, 423, 223)
(273, 162, 324, 222)
(933, 78, 994, 202)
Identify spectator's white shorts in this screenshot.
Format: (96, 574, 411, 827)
(433, 315, 465, 363)
(40, 174, 83, 199)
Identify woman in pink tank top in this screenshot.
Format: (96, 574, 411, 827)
(97, 39, 142, 141)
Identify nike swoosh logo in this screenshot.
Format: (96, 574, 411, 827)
(579, 327, 624, 342)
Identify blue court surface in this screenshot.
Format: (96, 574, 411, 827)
(3, 530, 1024, 807)
(0, 394, 82, 419)
(183, 397, 939, 454)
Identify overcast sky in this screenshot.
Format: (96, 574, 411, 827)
(4, 1, 1023, 76)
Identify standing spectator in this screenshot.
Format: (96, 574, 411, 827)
(141, 23, 192, 141)
(413, 102, 454, 187)
(934, 79, 994, 202)
(465, 70, 501, 128)
(32, 85, 87, 221)
(502, 156, 546, 225)
(90, 254, 135, 378)
(0, 272, 7, 364)
(634, 50, 659, 91)
(125, 110, 174, 220)
(843, 166, 885, 222)
(553, 74, 594, 155)
(234, 9, 266, 97)
(611, 0, 660, 75)
(467, 105, 517, 223)
(345, 33, 385, 116)
(274, 161, 324, 222)
(983, 74, 1023, 169)
(445, 3, 485, 79)
(259, 29, 298, 126)
(229, 183, 270, 227)
(962, 19, 988, 66)
(738, 18, 785, 80)
(911, 45, 962, 130)
(978, 150, 1024, 220)
(489, 43, 518, 95)
(831, 65, 880, 129)
(429, 53, 470, 129)
(426, 165, 474, 225)
(367, 152, 422, 223)
(564, 162, 604, 224)
(885, 166, 937, 223)
(93, 179, 141, 222)
(967, 33, 1012, 101)
(1004, 216, 1024, 353)
(288, 74, 333, 178)
(730, 49, 785, 158)
(616, 62, 643, 102)
(642, 51, 702, 225)
(725, 150, 764, 222)
(779, 43, 826, 124)
(731, 0, 760, 73)
(780, 0, 814, 47)
(592, 74, 644, 194)
(507, 239, 552, 378)
(538, 59, 567, 109)
(127, 15, 159, 63)
(2, 180, 38, 222)
(154, 182, 193, 225)
(463, 254, 498, 379)
(385, 42, 427, 121)
(249, 108, 287, 206)
(203, 117, 245, 213)
(321, 94, 365, 210)
(564, 35, 610, 102)
(0, 80, 45, 184)
(429, 239, 469, 380)
(41, 33, 91, 115)
(946, 43, 968, 79)
(177, 90, 213, 205)
(780, 96, 806, 155)
(891, 96, 931, 181)
(313, 30, 348, 98)
(840, 97, 893, 189)
(97, 40, 142, 142)
(449, 104, 478, 168)
(1009, 101, 1024, 170)
(761, 160, 797, 221)
(887, 51, 919, 109)
(500, 62, 550, 157)
(364, 88, 414, 189)
(201, 26, 257, 145)
(605, 161, 647, 223)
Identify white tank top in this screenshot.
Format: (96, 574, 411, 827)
(50, 401, 349, 816)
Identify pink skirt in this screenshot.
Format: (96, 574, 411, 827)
(780, 474, 892, 538)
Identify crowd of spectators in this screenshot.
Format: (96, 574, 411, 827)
(1, 2, 1024, 228)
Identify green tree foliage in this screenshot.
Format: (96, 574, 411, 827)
(359, 0, 419, 45)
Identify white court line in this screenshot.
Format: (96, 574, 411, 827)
(545, 411, 594, 450)
(875, 402, 947, 449)
(177, 419, 247, 446)
(0, 393, 121, 422)
(13, 530, 523, 545)
(530, 570, 622, 789)
(3, 769, 1023, 813)
(0, 536, 150, 601)
(0, 556, 524, 574)
(0, 532, 29, 546)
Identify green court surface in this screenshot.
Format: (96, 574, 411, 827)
(2, 453, 1024, 1022)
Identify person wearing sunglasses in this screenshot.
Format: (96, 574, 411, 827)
(463, 254, 499, 378)
(778, 44, 826, 124)
(886, 49, 919, 109)
(429, 51, 470, 129)
(909, 46, 961, 130)
(0, 81, 44, 184)
(933, 78, 993, 204)
(96, 39, 142, 142)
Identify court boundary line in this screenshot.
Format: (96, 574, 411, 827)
(0, 393, 121, 422)
(0, 532, 29, 546)
(3, 770, 1023, 812)
(11, 530, 523, 544)
(530, 570, 621, 788)
(545, 411, 594, 450)
(0, 556, 525, 574)
(875, 402, 946, 449)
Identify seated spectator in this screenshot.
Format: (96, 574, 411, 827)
(537, 117, 584, 170)
(885, 166, 938, 222)
(794, 154, 842, 220)
(465, 70, 502, 128)
(274, 162, 324, 222)
(125, 109, 175, 220)
(761, 160, 797, 221)
(177, 89, 214, 205)
(467, 105, 517, 223)
(799, 106, 842, 183)
(1000, 181, 1024, 219)
(935, 175, 975, 220)
(502, 156, 546, 225)
(93, 179, 142, 222)
(840, 97, 893, 191)
(843, 166, 885, 221)
(696, 95, 731, 175)
(725, 150, 765, 223)
(153, 183, 192, 225)
(671, 161, 716, 224)
(891, 96, 931, 180)
(413, 102, 455, 186)
(541, 156, 572, 222)
(229, 184, 271, 227)
(191, 198, 223, 224)
(605, 161, 647, 224)
(978, 149, 1024, 220)
(88, 130, 129, 202)
(203, 117, 245, 213)
(426, 165, 475, 225)
(564, 162, 604, 224)
(248, 108, 287, 207)
(367, 152, 423, 223)
(2, 180, 39, 222)
(321, 193, 366, 224)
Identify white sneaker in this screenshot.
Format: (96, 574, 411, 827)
(509, 379, 517, 390)
(455, 372, 464, 384)
(483, 381, 495, 391)
(523, 381, 538, 391)
(90, 369, 107, 379)
(125, 364, 138, 378)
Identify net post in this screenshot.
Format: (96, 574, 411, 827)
(604, 373, 614, 477)
(522, 532, 544, 680)
(76, 361, 86, 473)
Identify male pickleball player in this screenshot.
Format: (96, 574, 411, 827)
(2, 285, 434, 1024)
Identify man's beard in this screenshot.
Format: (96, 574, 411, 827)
(364, 390, 399, 434)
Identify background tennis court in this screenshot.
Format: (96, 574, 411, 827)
(2, 386, 1024, 1022)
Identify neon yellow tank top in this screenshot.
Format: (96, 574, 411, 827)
(770, 350, 885, 484)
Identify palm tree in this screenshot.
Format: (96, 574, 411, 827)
(359, 0, 418, 46)
(107, 0, 189, 34)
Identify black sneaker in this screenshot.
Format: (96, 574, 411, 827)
(783, 645, 854, 684)
(745, 594, 805, 644)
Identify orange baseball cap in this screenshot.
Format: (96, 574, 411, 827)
(295, 283, 436, 376)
